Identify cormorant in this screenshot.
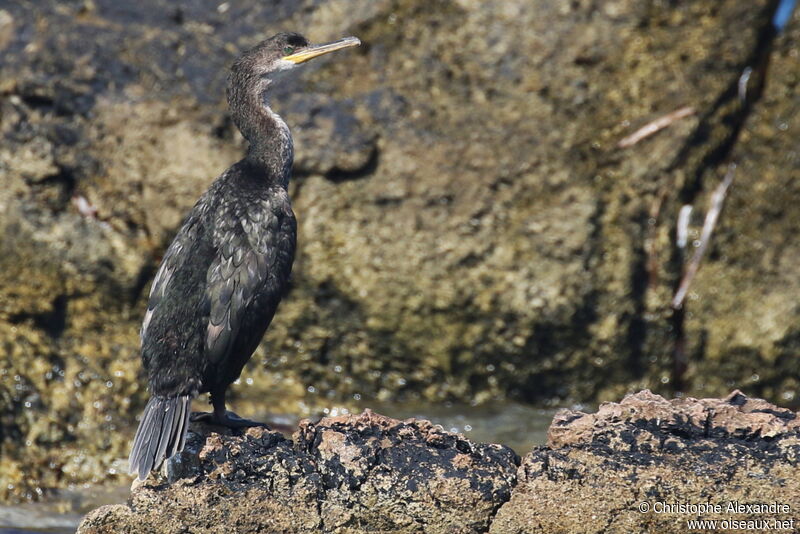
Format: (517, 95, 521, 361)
(128, 32, 361, 480)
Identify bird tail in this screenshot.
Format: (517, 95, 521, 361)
(128, 395, 192, 480)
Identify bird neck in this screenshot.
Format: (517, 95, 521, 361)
(228, 82, 294, 187)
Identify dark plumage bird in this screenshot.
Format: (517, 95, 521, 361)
(128, 32, 361, 480)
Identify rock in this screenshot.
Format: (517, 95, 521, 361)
(77, 411, 519, 533)
(297, 410, 518, 533)
(284, 94, 377, 177)
(490, 390, 800, 534)
(681, 22, 800, 400)
(0, 10, 13, 53)
(2, 0, 800, 500)
(78, 394, 799, 533)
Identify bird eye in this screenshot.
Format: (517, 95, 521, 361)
(283, 46, 295, 55)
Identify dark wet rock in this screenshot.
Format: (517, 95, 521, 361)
(490, 390, 800, 534)
(77, 411, 519, 533)
(2, 0, 800, 500)
(284, 94, 378, 177)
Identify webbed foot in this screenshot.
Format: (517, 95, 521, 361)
(190, 410, 269, 429)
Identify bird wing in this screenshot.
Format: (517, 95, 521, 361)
(141, 216, 203, 343)
(204, 193, 295, 364)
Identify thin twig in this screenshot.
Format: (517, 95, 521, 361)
(618, 106, 696, 148)
(671, 163, 736, 309)
(676, 204, 693, 249)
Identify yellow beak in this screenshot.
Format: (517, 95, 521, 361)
(282, 36, 361, 64)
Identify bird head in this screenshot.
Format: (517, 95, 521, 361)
(228, 32, 360, 93)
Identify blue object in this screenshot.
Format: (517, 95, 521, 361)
(773, 0, 797, 32)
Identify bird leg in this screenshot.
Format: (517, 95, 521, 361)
(190, 389, 268, 429)
(190, 410, 267, 428)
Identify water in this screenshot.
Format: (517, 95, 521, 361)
(347, 400, 556, 455)
(0, 485, 129, 534)
(0, 402, 556, 533)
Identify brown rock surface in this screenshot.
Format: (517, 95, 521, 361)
(77, 394, 800, 533)
(297, 410, 519, 533)
(490, 390, 800, 534)
(79, 425, 321, 534)
(78, 411, 519, 533)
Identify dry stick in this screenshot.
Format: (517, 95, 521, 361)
(618, 106, 696, 148)
(671, 163, 736, 309)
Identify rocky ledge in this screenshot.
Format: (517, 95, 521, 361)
(79, 410, 519, 534)
(79, 391, 799, 534)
